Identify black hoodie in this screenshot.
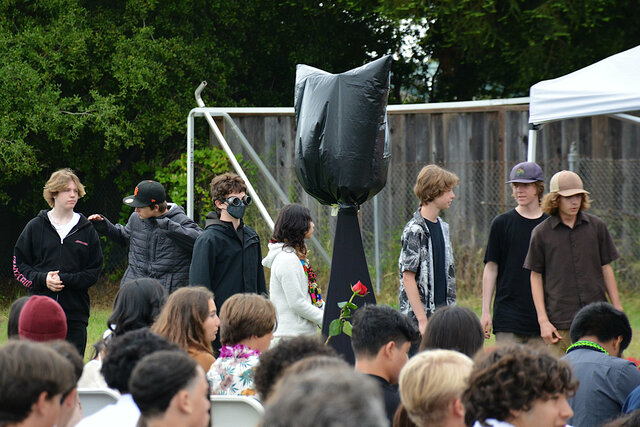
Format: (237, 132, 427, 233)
(13, 210, 103, 323)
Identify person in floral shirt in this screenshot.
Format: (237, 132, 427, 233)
(207, 293, 276, 399)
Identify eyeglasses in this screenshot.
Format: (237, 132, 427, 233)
(222, 195, 252, 207)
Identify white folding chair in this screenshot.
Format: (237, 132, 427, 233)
(210, 395, 264, 427)
(77, 388, 121, 417)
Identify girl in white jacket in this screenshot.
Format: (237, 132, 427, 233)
(262, 204, 324, 340)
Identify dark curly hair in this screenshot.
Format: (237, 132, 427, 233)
(271, 204, 313, 257)
(210, 173, 247, 213)
(463, 344, 578, 426)
(254, 336, 337, 401)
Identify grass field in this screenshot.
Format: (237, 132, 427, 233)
(2, 289, 640, 362)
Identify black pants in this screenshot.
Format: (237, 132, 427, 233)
(66, 320, 88, 358)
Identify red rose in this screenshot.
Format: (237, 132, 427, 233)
(351, 281, 368, 296)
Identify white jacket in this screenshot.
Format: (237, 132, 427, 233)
(262, 242, 324, 337)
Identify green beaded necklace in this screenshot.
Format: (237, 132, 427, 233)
(566, 340, 608, 355)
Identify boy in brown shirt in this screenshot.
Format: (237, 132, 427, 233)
(524, 170, 621, 356)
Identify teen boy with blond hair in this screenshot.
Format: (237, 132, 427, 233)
(399, 165, 459, 336)
(481, 162, 547, 343)
(524, 170, 622, 356)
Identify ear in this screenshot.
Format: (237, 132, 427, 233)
(175, 389, 192, 414)
(451, 397, 465, 418)
(32, 391, 54, 416)
(214, 199, 225, 210)
(382, 341, 396, 360)
(62, 388, 78, 409)
(614, 335, 624, 354)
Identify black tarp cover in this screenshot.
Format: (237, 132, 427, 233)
(294, 55, 392, 206)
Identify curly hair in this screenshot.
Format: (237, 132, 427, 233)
(463, 344, 578, 425)
(541, 192, 591, 216)
(151, 287, 214, 355)
(254, 336, 337, 401)
(271, 204, 313, 257)
(209, 173, 247, 212)
(413, 165, 459, 206)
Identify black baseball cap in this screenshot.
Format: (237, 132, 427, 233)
(123, 180, 166, 207)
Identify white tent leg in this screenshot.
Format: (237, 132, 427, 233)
(527, 127, 538, 162)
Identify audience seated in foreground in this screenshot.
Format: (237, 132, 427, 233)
(254, 335, 337, 402)
(207, 293, 276, 398)
(18, 295, 68, 342)
(75, 328, 180, 427)
(0, 340, 75, 427)
(6, 296, 29, 339)
(563, 302, 640, 426)
(399, 349, 473, 427)
(351, 304, 420, 425)
(152, 286, 219, 372)
(46, 340, 84, 427)
(130, 350, 210, 427)
(605, 410, 640, 427)
(262, 367, 388, 427)
(463, 344, 577, 427)
(419, 305, 484, 358)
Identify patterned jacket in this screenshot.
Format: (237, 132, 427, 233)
(207, 344, 261, 399)
(398, 209, 456, 321)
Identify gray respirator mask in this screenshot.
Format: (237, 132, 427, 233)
(223, 195, 252, 219)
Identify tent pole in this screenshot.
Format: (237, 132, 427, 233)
(527, 124, 539, 162)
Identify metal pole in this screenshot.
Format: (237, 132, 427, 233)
(527, 125, 538, 162)
(186, 111, 195, 219)
(194, 82, 275, 230)
(373, 194, 381, 295)
(568, 142, 578, 172)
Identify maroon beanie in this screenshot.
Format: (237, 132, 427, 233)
(18, 295, 68, 341)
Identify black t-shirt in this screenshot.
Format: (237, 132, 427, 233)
(484, 209, 548, 335)
(425, 218, 446, 307)
(367, 374, 400, 425)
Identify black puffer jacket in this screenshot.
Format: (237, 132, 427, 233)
(189, 211, 267, 313)
(13, 211, 103, 323)
(93, 203, 201, 293)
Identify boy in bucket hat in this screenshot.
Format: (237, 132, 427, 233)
(481, 162, 547, 344)
(524, 170, 621, 356)
(89, 180, 202, 294)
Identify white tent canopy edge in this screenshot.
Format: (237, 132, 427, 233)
(527, 44, 640, 162)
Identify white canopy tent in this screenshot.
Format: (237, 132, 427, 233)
(527, 45, 640, 162)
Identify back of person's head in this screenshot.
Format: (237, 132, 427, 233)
(101, 328, 179, 394)
(18, 295, 68, 342)
(262, 368, 387, 427)
(462, 344, 577, 425)
(219, 293, 276, 346)
(0, 340, 75, 425)
(255, 336, 337, 401)
(351, 304, 419, 358)
(271, 204, 313, 255)
(419, 305, 484, 358)
(414, 164, 459, 206)
(151, 286, 213, 354)
(7, 296, 29, 339)
(393, 404, 419, 427)
(570, 302, 632, 351)
(210, 172, 247, 205)
(604, 410, 640, 427)
(282, 355, 348, 378)
(399, 349, 473, 427)
(46, 340, 83, 384)
(108, 278, 167, 337)
(130, 350, 209, 427)
(43, 168, 86, 208)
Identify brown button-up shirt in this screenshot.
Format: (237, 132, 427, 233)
(524, 211, 619, 329)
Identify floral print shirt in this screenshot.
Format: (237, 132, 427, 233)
(398, 209, 456, 321)
(207, 344, 261, 399)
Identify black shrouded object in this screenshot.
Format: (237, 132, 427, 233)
(294, 55, 392, 206)
(294, 57, 392, 363)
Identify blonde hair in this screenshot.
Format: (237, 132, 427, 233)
(42, 168, 86, 208)
(399, 349, 473, 427)
(414, 165, 459, 206)
(219, 294, 276, 346)
(541, 192, 591, 216)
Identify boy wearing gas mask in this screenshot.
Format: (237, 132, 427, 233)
(189, 172, 267, 350)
